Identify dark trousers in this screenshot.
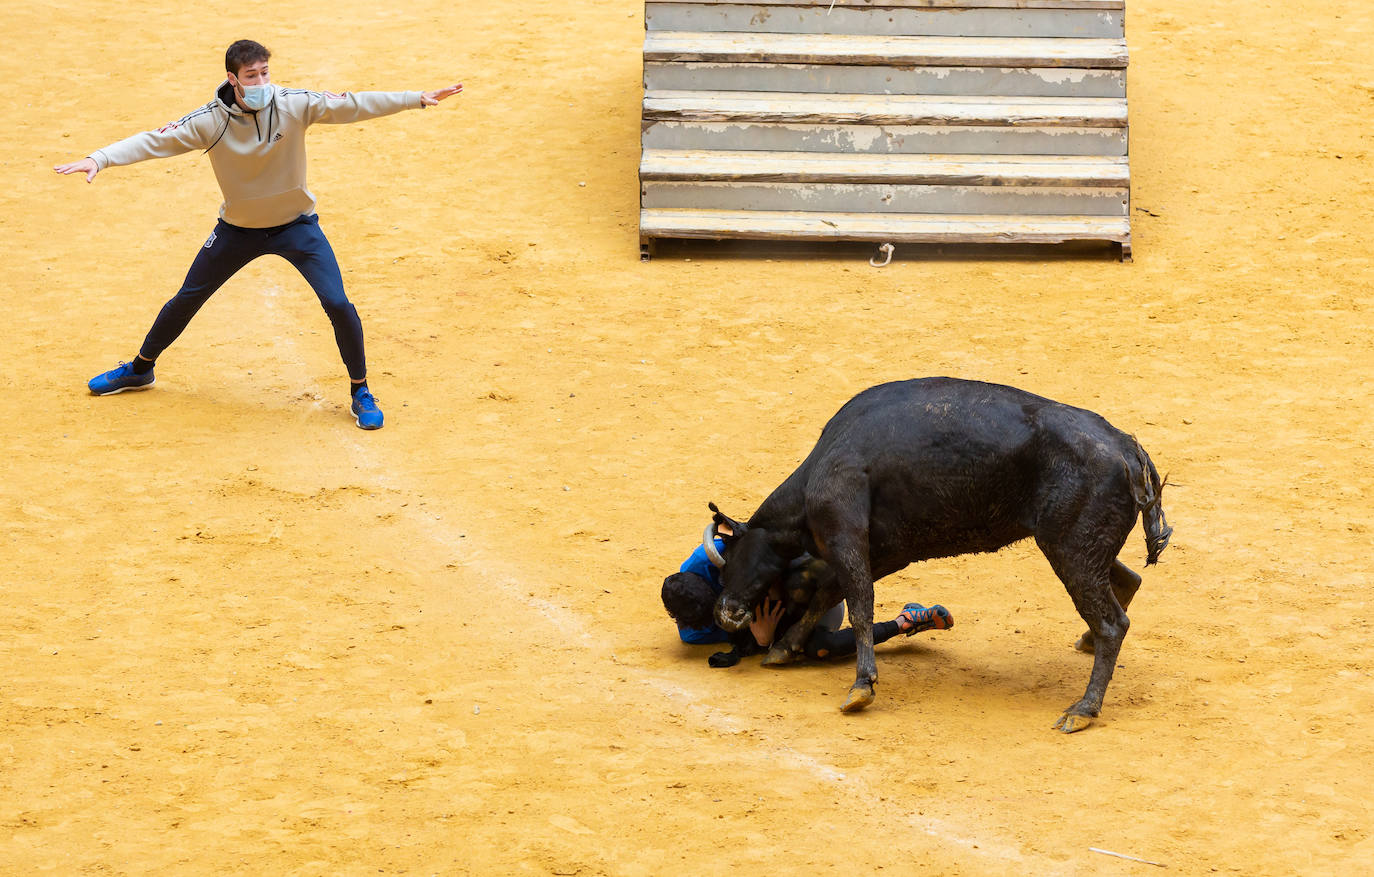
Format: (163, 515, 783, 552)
(139, 214, 366, 380)
(805, 619, 903, 660)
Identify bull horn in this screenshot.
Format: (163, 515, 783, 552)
(702, 523, 726, 568)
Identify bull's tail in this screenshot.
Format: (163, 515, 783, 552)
(1128, 438, 1172, 565)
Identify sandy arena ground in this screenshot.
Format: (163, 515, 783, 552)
(3, 0, 1372, 873)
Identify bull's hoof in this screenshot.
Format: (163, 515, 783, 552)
(1052, 711, 1096, 733)
(840, 684, 875, 713)
(1074, 632, 1096, 654)
(761, 645, 801, 667)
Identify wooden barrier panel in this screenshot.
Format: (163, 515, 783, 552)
(640, 208, 1131, 243)
(661, 0, 1124, 7)
(643, 91, 1127, 126)
(640, 150, 1130, 185)
(641, 122, 1129, 156)
(645, 5, 1126, 37)
(644, 33, 1128, 67)
(643, 63, 1126, 98)
(639, 0, 1131, 259)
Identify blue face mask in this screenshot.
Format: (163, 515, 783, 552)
(238, 82, 272, 111)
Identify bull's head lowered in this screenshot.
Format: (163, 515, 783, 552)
(704, 502, 801, 632)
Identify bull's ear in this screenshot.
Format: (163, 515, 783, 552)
(708, 502, 747, 537)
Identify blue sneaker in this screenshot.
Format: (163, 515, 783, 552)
(898, 602, 953, 635)
(88, 361, 154, 395)
(351, 387, 384, 430)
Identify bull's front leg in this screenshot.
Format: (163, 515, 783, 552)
(809, 487, 878, 712)
(762, 572, 843, 667)
(839, 574, 877, 713)
(821, 537, 877, 713)
(762, 602, 825, 667)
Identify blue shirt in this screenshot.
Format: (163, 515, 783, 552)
(679, 541, 723, 586)
(676, 540, 732, 645)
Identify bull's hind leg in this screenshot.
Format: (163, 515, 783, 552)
(1075, 560, 1141, 654)
(1037, 534, 1131, 733)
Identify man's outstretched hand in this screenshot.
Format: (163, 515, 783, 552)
(55, 157, 99, 183)
(421, 83, 463, 106)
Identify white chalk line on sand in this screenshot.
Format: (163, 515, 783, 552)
(256, 293, 1038, 869)
(384, 505, 1036, 867)
(353, 495, 1034, 865)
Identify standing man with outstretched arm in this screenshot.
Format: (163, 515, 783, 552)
(55, 39, 461, 429)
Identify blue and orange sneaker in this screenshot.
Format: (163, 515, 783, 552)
(351, 387, 384, 430)
(898, 602, 953, 635)
(88, 361, 154, 395)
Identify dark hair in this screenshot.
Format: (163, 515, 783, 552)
(225, 40, 270, 75)
(661, 572, 718, 629)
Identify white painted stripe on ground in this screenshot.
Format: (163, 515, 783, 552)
(254, 296, 1042, 870)
(351, 458, 1040, 869)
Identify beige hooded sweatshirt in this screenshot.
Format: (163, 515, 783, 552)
(90, 81, 424, 228)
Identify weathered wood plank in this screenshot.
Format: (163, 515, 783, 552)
(645, 4, 1123, 38)
(642, 180, 1128, 215)
(637, 0, 1132, 252)
(643, 90, 1128, 127)
(659, 0, 1124, 8)
(641, 148, 1128, 185)
(643, 61, 1125, 98)
(641, 120, 1128, 155)
(643, 32, 1128, 67)
(639, 207, 1130, 243)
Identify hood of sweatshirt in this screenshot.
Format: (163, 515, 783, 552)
(207, 80, 278, 151)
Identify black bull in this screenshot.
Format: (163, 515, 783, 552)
(708, 377, 1171, 732)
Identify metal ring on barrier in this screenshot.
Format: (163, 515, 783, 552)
(869, 242, 895, 268)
